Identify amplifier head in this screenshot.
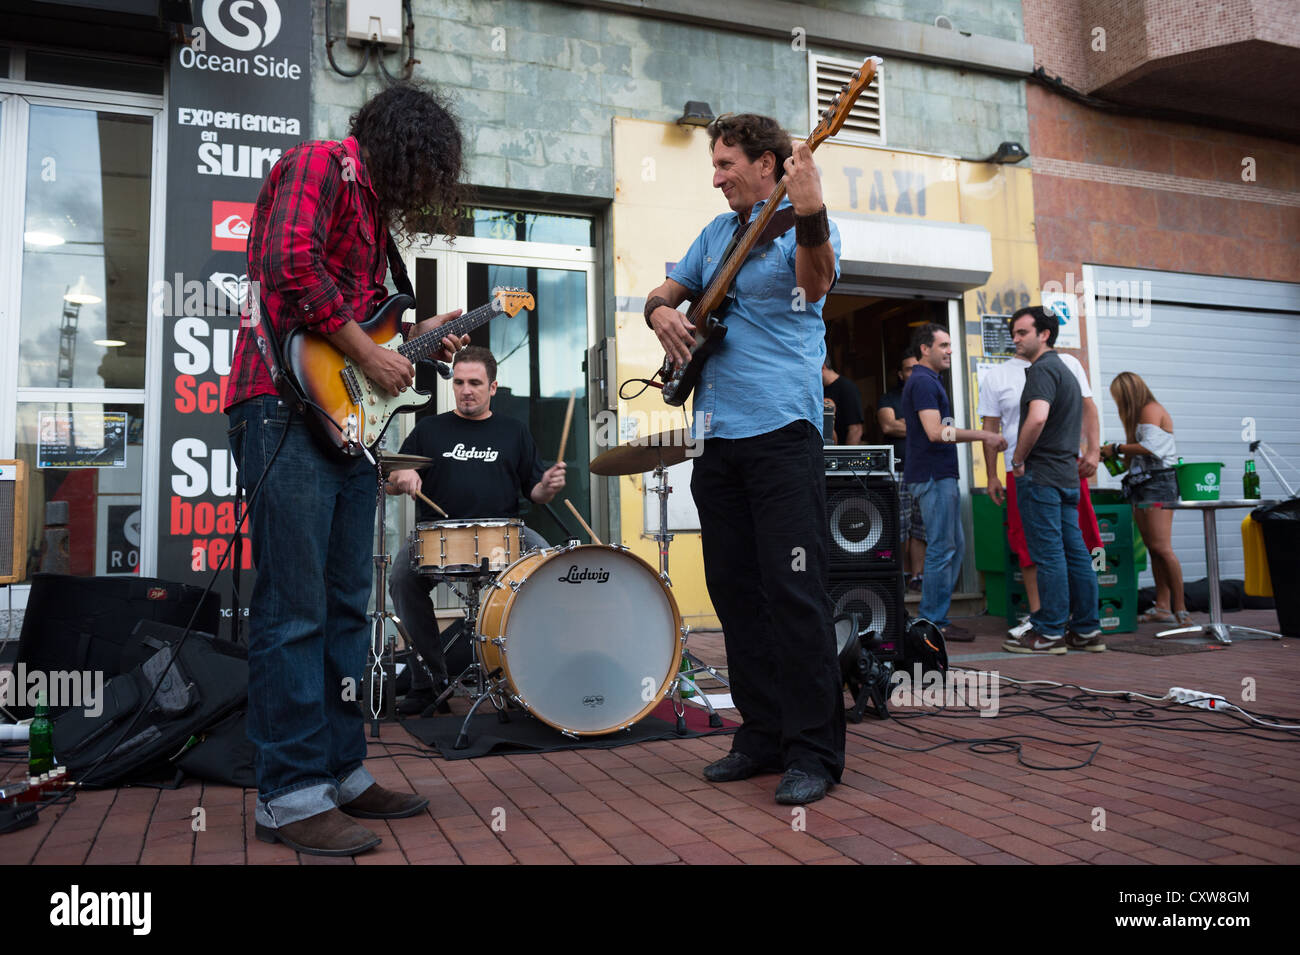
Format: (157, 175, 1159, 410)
(824, 445, 893, 476)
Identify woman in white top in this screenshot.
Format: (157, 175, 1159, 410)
(1101, 371, 1189, 624)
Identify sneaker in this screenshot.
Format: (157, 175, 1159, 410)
(1002, 626, 1067, 654)
(1065, 627, 1107, 652)
(907, 576, 924, 593)
(1006, 617, 1034, 640)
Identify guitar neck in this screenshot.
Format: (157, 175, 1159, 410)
(691, 174, 798, 321)
(398, 300, 500, 361)
(690, 117, 843, 324)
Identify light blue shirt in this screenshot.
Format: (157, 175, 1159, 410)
(669, 197, 841, 440)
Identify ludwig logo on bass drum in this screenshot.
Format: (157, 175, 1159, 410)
(558, 566, 610, 584)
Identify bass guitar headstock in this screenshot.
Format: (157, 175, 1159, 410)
(491, 286, 535, 317)
(808, 56, 881, 150)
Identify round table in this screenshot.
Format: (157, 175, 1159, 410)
(1138, 498, 1281, 644)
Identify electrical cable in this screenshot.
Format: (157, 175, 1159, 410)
(324, 0, 373, 77)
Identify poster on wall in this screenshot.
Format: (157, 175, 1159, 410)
(37, 411, 127, 469)
(156, 0, 311, 637)
(980, 314, 1015, 357)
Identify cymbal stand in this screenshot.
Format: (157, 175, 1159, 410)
(366, 460, 401, 738)
(648, 462, 728, 731)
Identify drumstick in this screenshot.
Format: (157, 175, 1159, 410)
(556, 389, 576, 464)
(564, 499, 602, 545)
(414, 490, 448, 518)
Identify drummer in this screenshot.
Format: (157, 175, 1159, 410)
(385, 345, 566, 714)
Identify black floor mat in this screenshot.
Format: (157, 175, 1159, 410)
(401, 701, 736, 760)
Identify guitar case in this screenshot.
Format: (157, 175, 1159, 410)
(52, 621, 249, 789)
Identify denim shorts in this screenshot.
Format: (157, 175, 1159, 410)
(1123, 467, 1179, 505)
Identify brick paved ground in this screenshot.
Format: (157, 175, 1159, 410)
(5, 608, 1298, 865)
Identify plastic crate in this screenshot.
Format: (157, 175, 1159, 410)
(1099, 592, 1137, 633)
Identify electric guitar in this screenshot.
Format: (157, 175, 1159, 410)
(656, 55, 881, 407)
(285, 287, 534, 460)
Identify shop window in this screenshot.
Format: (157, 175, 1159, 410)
(19, 106, 152, 389)
(14, 402, 145, 582)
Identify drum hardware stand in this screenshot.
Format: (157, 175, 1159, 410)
(366, 456, 402, 738)
(649, 462, 728, 731)
(428, 573, 500, 713)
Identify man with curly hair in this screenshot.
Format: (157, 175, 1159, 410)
(225, 84, 468, 856)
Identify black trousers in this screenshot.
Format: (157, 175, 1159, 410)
(691, 419, 846, 782)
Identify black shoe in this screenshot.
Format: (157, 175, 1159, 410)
(943, 623, 976, 642)
(396, 688, 437, 716)
(774, 769, 831, 805)
(703, 751, 775, 783)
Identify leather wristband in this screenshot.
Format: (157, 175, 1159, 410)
(794, 205, 830, 247)
(644, 295, 670, 329)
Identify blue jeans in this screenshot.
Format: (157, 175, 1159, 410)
(1015, 471, 1100, 637)
(228, 396, 376, 827)
(907, 477, 963, 628)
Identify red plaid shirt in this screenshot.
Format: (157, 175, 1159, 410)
(225, 136, 391, 409)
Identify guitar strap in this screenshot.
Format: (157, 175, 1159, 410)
(710, 204, 798, 302)
(384, 229, 416, 299)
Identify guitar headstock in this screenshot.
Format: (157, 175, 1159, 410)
(491, 287, 535, 317)
(808, 56, 881, 149)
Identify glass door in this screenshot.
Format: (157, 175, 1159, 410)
(463, 259, 591, 545)
(0, 94, 159, 591)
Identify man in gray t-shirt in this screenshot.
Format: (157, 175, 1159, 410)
(1004, 306, 1101, 654)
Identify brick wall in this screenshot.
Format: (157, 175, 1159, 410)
(1029, 83, 1299, 288)
(1025, 0, 1300, 92)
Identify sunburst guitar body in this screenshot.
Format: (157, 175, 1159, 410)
(285, 288, 534, 460)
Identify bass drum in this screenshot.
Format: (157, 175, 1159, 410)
(476, 544, 684, 736)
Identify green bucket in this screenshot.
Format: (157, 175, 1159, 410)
(1174, 462, 1223, 501)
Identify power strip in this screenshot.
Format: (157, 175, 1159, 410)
(1168, 686, 1230, 710)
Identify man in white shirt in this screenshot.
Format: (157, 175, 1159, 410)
(977, 314, 1103, 631)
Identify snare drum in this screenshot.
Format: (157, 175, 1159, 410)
(410, 519, 525, 578)
(476, 544, 684, 736)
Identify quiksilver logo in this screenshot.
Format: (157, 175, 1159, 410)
(558, 566, 610, 584)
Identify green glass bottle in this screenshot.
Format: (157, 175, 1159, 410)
(29, 691, 54, 776)
(1102, 443, 1127, 477)
(1244, 459, 1260, 500)
(678, 657, 696, 699)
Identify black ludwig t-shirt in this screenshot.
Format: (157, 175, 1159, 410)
(398, 411, 545, 523)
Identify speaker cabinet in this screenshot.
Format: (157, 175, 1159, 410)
(827, 572, 906, 659)
(0, 460, 28, 585)
(825, 478, 900, 570)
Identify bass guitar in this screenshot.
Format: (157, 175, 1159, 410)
(657, 55, 880, 406)
(285, 287, 534, 460)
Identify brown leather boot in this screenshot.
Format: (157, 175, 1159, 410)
(255, 808, 382, 857)
(340, 783, 429, 819)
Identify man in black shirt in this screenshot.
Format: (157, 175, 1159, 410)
(822, 358, 864, 445)
(877, 353, 926, 590)
(1003, 307, 1101, 654)
(386, 346, 566, 706)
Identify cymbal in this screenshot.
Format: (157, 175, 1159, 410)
(589, 429, 697, 476)
(376, 452, 433, 473)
